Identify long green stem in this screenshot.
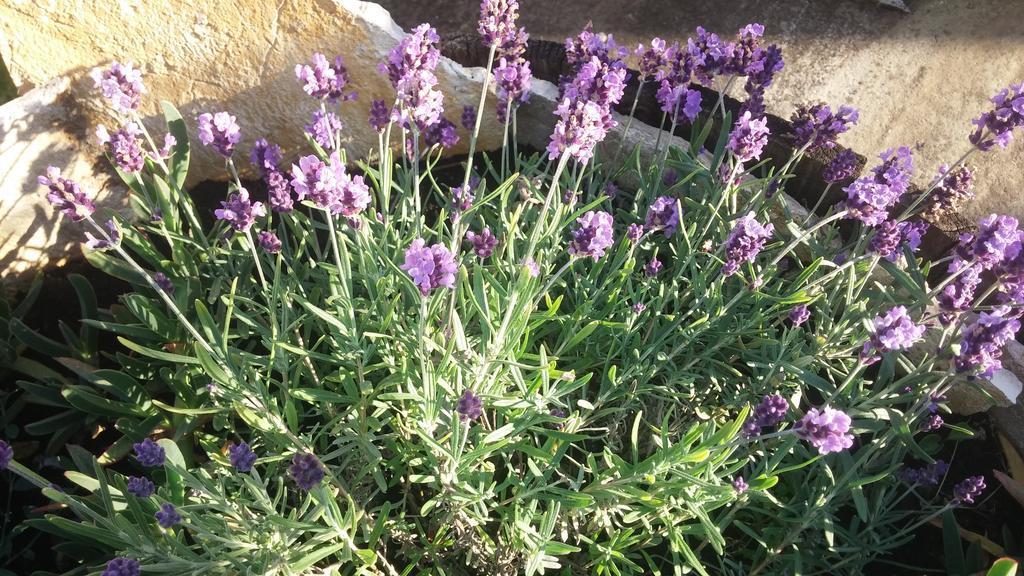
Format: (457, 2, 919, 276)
(462, 43, 499, 189)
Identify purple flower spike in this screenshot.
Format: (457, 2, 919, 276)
(494, 57, 533, 123)
(197, 112, 241, 157)
(791, 103, 859, 151)
(727, 111, 770, 164)
(844, 146, 914, 227)
(456, 389, 484, 422)
(39, 167, 95, 222)
(290, 153, 371, 217)
(953, 476, 987, 504)
(450, 183, 475, 216)
(465, 227, 499, 258)
(369, 99, 390, 133)
(636, 38, 669, 81)
(258, 231, 282, 254)
(306, 110, 343, 150)
(957, 214, 1020, 271)
(796, 407, 854, 455)
(101, 557, 141, 576)
(722, 212, 774, 276)
(90, 61, 145, 114)
(423, 117, 460, 148)
(656, 82, 703, 123)
(250, 138, 283, 176)
(461, 105, 476, 130)
(380, 24, 444, 129)
(524, 258, 540, 278)
(478, 0, 519, 47)
(627, 223, 644, 243)
(789, 304, 811, 326)
(969, 83, 1024, 151)
(97, 123, 146, 173)
(288, 453, 325, 491)
(155, 502, 181, 528)
(569, 211, 615, 261)
(645, 257, 663, 278)
(923, 164, 974, 220)
(862, 306, 925, 362)
(732, 476, 748, 494)
(133, 438, 165, 468)
(823, 149, 860, 184)
(402, 239, 458, 295)
(632, 302, 646, 314)
(84, 219, 121, 251)
(267, 170, 294, 213)
(743, 393, 790, 438)
(899, 460, 949, 486)
(956, 307, 1021, 378)
(869, 220, 928, 262)
(295, 53, 354, 102)
(0, 439, 12, 470)
(921, 413, 944, 432)
(645, 196, 680, 237)
(126, 476, 155, 498)
(153, 272, 174, 294)
(938, 259, 981, 324)
(215, 188, 266, 233)
(228, 442, 257, 472)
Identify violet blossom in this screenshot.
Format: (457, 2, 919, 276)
(379, 24, 445, 129)
(789, 304, 811, 326)
(823, 149, 860, 184)
(0, 439, 11, 471)
(645, 196, 680, 237)
(478, 0, 519, 47)
(39, 167, 95, 222)
(126, 476, 155, 498)
(228, 441, 257, 472)
(465, 227, 499, 258)
(133, 438, 165, 467)
(401, 239, 458, 294)
(257, 231, 282, 254)
(461, 105, 476, 130)
(456, 389, 484, 421)
(369, 99, 390, 133)
(645, 257, 663, 278)
(289, 153, 371, 217)
(955, 307, 1021, 378)
(722, 213, 774, 276)
(90, 61, 145, 113)
(101, 558, 141, 576)
(843, 146, 913, 227)
(568, 211, 615, 260)
(288, 453, 325, 491)
(861, 306, 925, 362)
(790, 103, 859, 151)
(96, 122, 146, 173)
(84, 219, 121, 251)
(969, 83, 1024, 151)
(155, 503, 181, 528)
(727, 111, 770, 164)
(306, 110, 343, 150)
(295, 53, 354, 101)
(796, 407, 854, 455)
(197, 111, 241, 157)
(953, 475, 986, 505)
(899, 460, 949, 486)
(627, 223, 644, 242)
(215, 188, 266, 233)
(868, 220, 928, 262)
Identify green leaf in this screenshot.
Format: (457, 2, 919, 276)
(117, 336, 200, 364)
(161, 101, 190, 191)
(987, 559, 1019, 576)
(944, 509, 967, 576)
(290, 388, 350, 404)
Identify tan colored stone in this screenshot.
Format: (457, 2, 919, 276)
(0, 0, 501, 189)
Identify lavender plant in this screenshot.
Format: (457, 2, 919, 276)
(4, 6, 1024, 575)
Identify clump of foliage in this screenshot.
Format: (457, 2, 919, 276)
(4, 4, 1024, 575)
